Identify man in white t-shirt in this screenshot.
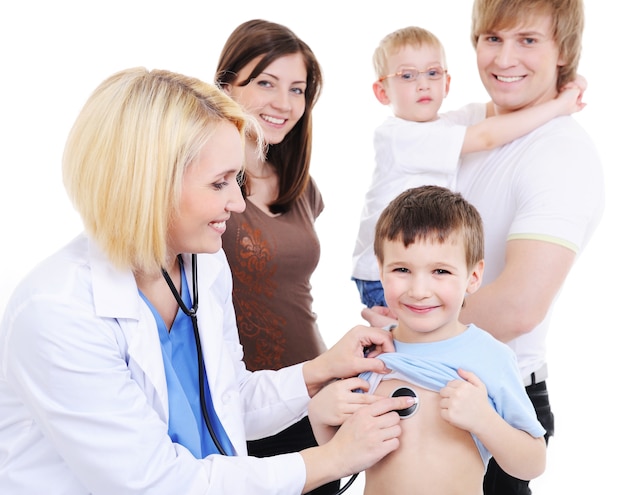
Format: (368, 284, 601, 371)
(351, 25, 584, 310)
(363, 1, 604, 493)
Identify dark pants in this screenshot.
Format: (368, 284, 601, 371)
(483, 380, 555, 495)
(247, 416, 341, 495)
(352, 278, 387, 308)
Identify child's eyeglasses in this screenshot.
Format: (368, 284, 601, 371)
(379, 66, 447, 83)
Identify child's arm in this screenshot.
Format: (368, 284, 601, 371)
(440, 369, 546, 480)
(461, 85, 584, 154)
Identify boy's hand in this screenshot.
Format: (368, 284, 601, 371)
(439, 368, 493, 433)
(556, 86, 585, 114)
(559, 73, 587, 113)
(565, 73, 587, 92)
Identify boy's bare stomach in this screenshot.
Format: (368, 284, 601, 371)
(364, 378, 484, 495)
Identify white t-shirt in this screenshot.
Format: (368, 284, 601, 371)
(352, 111, 475, 281)
(456, 103, 605, 378)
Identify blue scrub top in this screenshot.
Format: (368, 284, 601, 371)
(139, 263, 235, 458)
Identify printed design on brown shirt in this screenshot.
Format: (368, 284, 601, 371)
(231, 222, 287, 371)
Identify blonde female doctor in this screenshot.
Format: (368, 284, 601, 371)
(0, 68, 413, 495)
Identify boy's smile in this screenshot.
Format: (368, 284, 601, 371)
(379, 234, 483, 344)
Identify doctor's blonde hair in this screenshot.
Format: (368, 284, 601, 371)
(63, 67, 259, 274)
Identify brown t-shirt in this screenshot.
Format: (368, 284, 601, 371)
(222, 179, 327, 371)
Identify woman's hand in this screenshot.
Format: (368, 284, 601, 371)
(302, 325, 394, 396)
(308, 377, 381, 445)
(300, 395, 415, 492)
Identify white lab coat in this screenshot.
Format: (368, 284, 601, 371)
(0, 234, 310, 494)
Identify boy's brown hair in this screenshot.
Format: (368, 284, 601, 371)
(374, 185, 484, 269)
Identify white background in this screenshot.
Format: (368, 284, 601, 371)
(1, 1, 623, 493)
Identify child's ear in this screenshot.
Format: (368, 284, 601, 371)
(373, 81, 391, 105)
(466, 259, 484, 295)
(444, 73, 451, 98)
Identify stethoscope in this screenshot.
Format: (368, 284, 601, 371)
(162, 253, 419, 493)
(333, 385, 419, 494)
(161, 253, 229, 456)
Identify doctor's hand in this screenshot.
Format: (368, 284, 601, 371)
(308, 377, 381, 445)
(303, 325, 394, 396)
(300, 396, 413, 492)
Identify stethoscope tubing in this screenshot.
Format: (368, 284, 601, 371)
(162, 253, 364, 490)
(162, 254, 229, 456)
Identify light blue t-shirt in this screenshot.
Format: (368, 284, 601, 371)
(360, 324, 545, 467)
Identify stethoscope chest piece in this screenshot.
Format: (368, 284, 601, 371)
(391, 386, 419, 419)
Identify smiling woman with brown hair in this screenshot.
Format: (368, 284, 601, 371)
(214, 19, 339, 494)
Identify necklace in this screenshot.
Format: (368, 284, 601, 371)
(160, 254, 231, 456)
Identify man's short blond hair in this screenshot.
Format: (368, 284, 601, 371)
(471, 0, 584, 88)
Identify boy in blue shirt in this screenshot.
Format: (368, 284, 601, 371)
(317, 185, 545, 495)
